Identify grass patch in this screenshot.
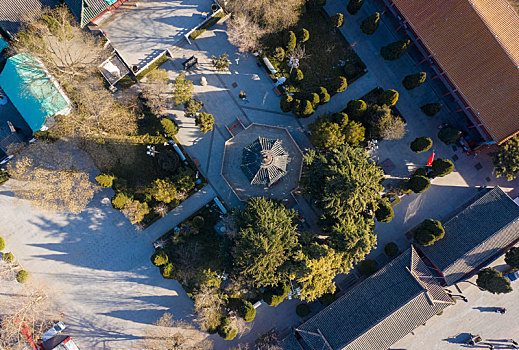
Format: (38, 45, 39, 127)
(136, 53, 170, 81)
(189, 10, 225, 40)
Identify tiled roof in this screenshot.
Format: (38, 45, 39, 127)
(63, 0, 110, 27)
(293, 247, 452, 350)
(280, 333, 304, 350)
(392, 0, 519, 144)
(0, 0, 60, 38)
(421, 187, 519, 285)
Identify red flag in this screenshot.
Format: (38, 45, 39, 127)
(426, 152, 435, 167)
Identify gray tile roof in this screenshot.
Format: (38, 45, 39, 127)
(421, 186, 519, 285)
(293, 247, 452, 350)
(0, 0, 60, 38)
(63, 0, 110, 27)
(280, 333, 304, 350)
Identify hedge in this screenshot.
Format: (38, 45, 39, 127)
(438, 127, 461, 145)
(359, 259, 378, 275)
(296, 303, 310, 317)
(151, 248, 168, 266)
(384, 242, 399, 257)
(375, 200, 394, 223)
(421, 103, 442, 116)
(16, 270, 29, 283)
(0, 237, 4, 251)
(410, 137, 433, 153)
(414, 219, 445, 246)
(430, 158, 454, 177)
(407, 175, 431, 194)
(286, 31, 297, 51)
(402, 72, 426, 90)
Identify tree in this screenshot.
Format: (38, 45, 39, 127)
(346, 99, 367, 120)
(477, 267, 512, 294)
(298, 100, 314, 118)
(360, 13, 380, 35)
(227, 13, 265, 52)
(218, 317, 238, 340)
(299, 28, 310, 42)
(256, 330, 282, 350)
(358, 259, 378, 275)
(122, 200, 150, 224)
(211, 54, 230, 71)
(403, 72, 427, 90)
(239, 301, 256, 322)
(195, 112, 215, 133)
(343, 120, 365, 145)
(286, 44, 309, 73)
(184, 98, 204, 118)
(369, 105, 406, 140)
(286, 31, 297, 51)
(347, 0, 365, 14)
(333, 76, 348, 92)
(406, 175, 430, 194)
(505, 247, 519, 269)
(410, 137, 433, 153)
(193, 286, 222, 332)
(142, 68, 171, 118)
(421, 103, 442, 116)
(330, 13, 344, 30)
(294, 68, 304, 82)
(233, 197, 301, 287)
(310, 120, 345, 150)
(413, 219, 445, 246)
(95, 173, 115, 188)
(151, 248, 169, 266)
(273, 46, 285, 61)
(173, 74, 193, 106)
(296, 303, 310, 317)
(375, 199, 394, 223)
(384, 242, 399, 257)
(380, 39, 411, 60)
(280, 94, 293, 112)
(161, 118, 179, 138)
(112, 192, 131, 210)
(317, 87, 330, 104)
(7, 142, 99, 214)
(493, 136, 519, 180)
(438, 127, 461, 145)
(430, 158, 454, 177)
(377, 89, 399, 107)
(0, 237, 5, 251)
(150, 178, 177, 203)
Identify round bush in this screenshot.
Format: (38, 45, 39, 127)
(334, 76, 348, 93)
(430, 158, 454, 178)
(192, 216, 205, 229)
(298, 100, 314, 118)
(347, 99, 367, 120)
(318, 292, 337, 306)
(413, 167, 428, 177)
(438, 127, 461, 145)
(16, 270, 29, 283)
(161, 118, 179, 138)
(359, 259, 378, 276)
(112, 192, 131, 210)
(407, 175, 431, 194)
(347, 0, 365, 14)
(421, 103, 442, 117)
(377, 89, 399, 107)
(239, 300, 256, 322)
(410, 137, 433, 153)
(308, 93, 320, 108)
(384, 242, 399, 257)
(299, 28, 310, 43)
(375, 200, 394, 223)
(296, 303, 310, 317)
(360, 12, 380, 35)
(318, 87, 330, 104)
(95, 173, 115, 188)
(402, 72, 426, 90)
(218, 317, 238, 340)
(151, 248, 168, 266)
(280, 94, 293, 113)
(3, 252, 14, 263)
(0, 237, 5, 251)
(160, 262, 175, 279)
(414, 219, 445, 246)
(295, 69, 304, 82)
(273, 46, 285, 61)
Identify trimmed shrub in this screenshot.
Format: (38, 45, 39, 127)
(380, 40, 411, 60)
(151, 248, 168, 266)
(95, 173, 115, 188)
(273, 46, 285, 61)
(150, 178, 177, 204)
(318, 87, 330, 104)
(346, 99, 367, 120)
(359, 259, 378, 276)
(0, 237, 4, 251)
(286, 31, 297, 51)
(309, 93, 320, 108)
(330, 13, 344, 30)
(413, 167, 428, 177)
(413, 219, 445, 246)
(3, 252, 14, 263)
(407, 175, 431, 194)
(375, 200, 394, 223)
(410, 137, 433, 153)
(218, 317, 238, 340)
(334, 76, 348, 93)
(343, 62, 357, 77)
(280, 94, 293, 112)
(477, 267, 512, 294)
(296, 303, 310, 317)
(438, 127, 461, 145)
(112, 192, 131, 210)
(196, 112, 214, 133)
(402, 72, 427, 90)
(505, 247, 519, 269)
(16, 270, 29, 283)
(347, 0, 365, 14)
(299, 100, 314, 118)
(160, 262, 175, 279)
(430, 158, 454, 177)
(299, 28, 310, 43)
(360, 13, 380, 35)
(377, 89, 399, 107)
(295, 69, 304, 82)
(161, 118, 179, 138)
(192, 215, 205, 229)
(384, 242, 399, 257)
(344, 120, 365, 146)
(421, 103, 442, 116)
(239, 300, 256, 322)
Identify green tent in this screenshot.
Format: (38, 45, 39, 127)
(0, 53, 71, 133)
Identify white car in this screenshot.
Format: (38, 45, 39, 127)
(42, 321, 67, 341)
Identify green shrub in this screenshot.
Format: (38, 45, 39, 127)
(291, 99, 301, 115)
(298, 100, 314, 118)
(0, 170, 9, 185)
(218, 317, 238, 340)
(346, 99, 367, 120)
(196, 112, 214, 133)
(381, 40, 411, 60)
(122, 200, 150, 224)
(95, 173, 115, 188)
(421, 103, 442, 116)
(273, 46, 285, 61)
(160, 262, 175, 279)
(438, 127, 461, 145)
(0, 237, 4, 251)
(112, 192, 131, 210)
(309, 93, 320, 108)
(16, 270, 29, 283)
(239, 300, 256, 322)
(3, 252, 14, 263)
(161, 118, 179, 138)
(377, 89, 399, 107)
(318, 87, 330, 104)
(430, 158, 454, 177)
(330, 13, 344, 29)
(410, 137, 433, 153)
(299, 28, 310, 42)
(334, 76, 348, 93)
(263, 292, 286, 307)
(280, 94, 293, 112)
(402, 72, 427, 90)
(505, 247, 519, 269)
(151, 248, 168, 266)
(192, 216, 205, 229)
(414, 219, 445, 246)
(347, 0, 364, 14)
(375, 200, 394, 223)
(286, 31, 297, 51)
(359, 259, 378, 275)
(360, 13, 380, 35)
(407, 175, 431, 194)
(296, 303, 310, 317)
(150, 179, 177, 204)
(294, 69, 304, 82)
(384, 242, 399, 257)
(477, 267, 512, 294)
(413, 167, 428, 177)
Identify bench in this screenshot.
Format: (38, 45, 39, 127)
(183, 56, 198, 71)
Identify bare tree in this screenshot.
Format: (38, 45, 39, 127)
(286, 44, 309, 73)
(6, 141, 99, 214)
(141, 69, 171, 118)
(193, 286, 222, 332)
(256, 330, 282, 350)
(227, 14, 265, 53)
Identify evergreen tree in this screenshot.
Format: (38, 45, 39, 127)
(402, 72, 427, 90)
(360, 13, 380, 35)
(477, 267, 512, 294)
(347, 0, 365, 14)
(380, 40, 411, 60)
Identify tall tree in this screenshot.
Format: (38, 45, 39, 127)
(233, 197, 301, 287)
(492, 136, 519, 180)
(173, 74, 193, 106)
(193, 286, 223, 333)
(227, 13, 265, 52)
(141, 69, 171, 118)
(476, 267, 512, 294)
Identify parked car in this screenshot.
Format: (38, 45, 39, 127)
(42, 321, 66, 341)
(505, 270, 519, 282)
